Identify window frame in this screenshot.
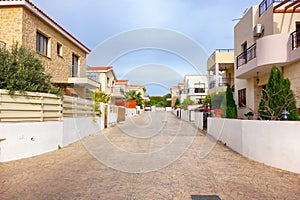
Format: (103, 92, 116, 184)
(36, 31, 49, 56)
(57, 43, 63, 57)
(238, 88, 246, 108)
(72, 54, 79, 77)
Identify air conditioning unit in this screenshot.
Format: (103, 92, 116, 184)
(253, 24, 264, 37)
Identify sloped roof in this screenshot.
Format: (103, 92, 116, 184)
(0, 0, 91, 53)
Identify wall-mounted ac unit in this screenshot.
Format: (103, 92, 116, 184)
(253, 24, 264, 37)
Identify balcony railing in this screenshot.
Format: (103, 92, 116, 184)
(259, 0, 289, 16)
(291, 29, 300, 50)
(209, 78, 234, 89)
(236, 43, 256, 69)
(188, 87, 205, 94)
(0, 41, 6, 50)
(111, 87, 125, 95)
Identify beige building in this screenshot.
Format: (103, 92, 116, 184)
(0, 0, 99, 98)
(170, 85, 180, 107)
(234, 0, 300, 118)
(86, 66, 117, 94)
(207, 49, 234, 95)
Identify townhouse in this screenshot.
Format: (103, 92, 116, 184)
(0, 0, 99, 98)
(207, 49, 235, 95)
(234, 0, 300, 118)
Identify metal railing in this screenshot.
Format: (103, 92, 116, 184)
(291, 29, 300, 50)
(236, 43, 256, 69)
(209, 78, 233, 89)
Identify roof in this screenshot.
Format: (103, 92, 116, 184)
(0, 0, 91, 53)
(87, 66, 113, 71)
(116, 80, 128, 83)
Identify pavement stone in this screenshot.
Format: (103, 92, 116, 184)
(0, 112, 299, 199)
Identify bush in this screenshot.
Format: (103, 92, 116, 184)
(220, 85, 237, 119)
(258, 66, 299, 120)
(0, 43, 62, 95)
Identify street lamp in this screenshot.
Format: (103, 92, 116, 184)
(281, 109, 290, 121)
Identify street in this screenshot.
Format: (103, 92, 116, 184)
(1, 112, 300, 199)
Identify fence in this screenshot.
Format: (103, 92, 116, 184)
(63, 95, 94, 117)
(0, 89, 95, 122)
(0, 89, 62, 122)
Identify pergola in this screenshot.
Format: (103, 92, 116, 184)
(273, 0, 300, 13)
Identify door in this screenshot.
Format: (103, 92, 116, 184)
(104, 105, 108, 128)
(296, 22, 300, 48)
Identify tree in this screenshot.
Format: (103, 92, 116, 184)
(174, 98, 181, 108)
(0, 43, 62, 95)
(258, 66, 299, 120)
(181, 98, 195, 110)
(91, 90, 110, 103)
(220, 85, 237, 119)
(125, 90, 144, 108)
(90, 90, 110, 116)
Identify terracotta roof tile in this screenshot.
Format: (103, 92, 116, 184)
(87, 66, 113, 71)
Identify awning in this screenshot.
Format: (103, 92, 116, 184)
(273, 0, 300, 13)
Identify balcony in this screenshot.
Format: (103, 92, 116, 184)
(67, 65, 100, 89)
(291, 29, 300, 50)
(236, 33, 300, 79)
(110, 87, 125, 96)
(236, 44, 256, 69)
(259, 0, 296, 16)
(209, 78, 233, 89)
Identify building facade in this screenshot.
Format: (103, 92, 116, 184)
(234, 0, 300, 118)
(180, 75, 208, 103)
(207, 49, 235, 95)
(0, 0, 99, 98)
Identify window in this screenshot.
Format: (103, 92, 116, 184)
(72, 54, 79, 77)
(57, 43, 62, 56)
(296, 22, 300, 48)
(36, 31, 48, 56)
(238, 88, 246, 108)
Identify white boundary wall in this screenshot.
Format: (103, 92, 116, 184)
(207, 118, 300, 174)
(0, 117, 101, 162)
(194, 112, 204, 130)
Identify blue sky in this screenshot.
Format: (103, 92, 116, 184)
(31, 0, 262, 95)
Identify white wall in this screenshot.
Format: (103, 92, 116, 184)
(126, 108, 137, 119)
(181, 110, 189, 122)
(194, 112, 204, 130)
(207, 118, 300, 174)
(0, 116, 102, 162)
(0, 122, 63, 162)
(62, 117, 101, 147)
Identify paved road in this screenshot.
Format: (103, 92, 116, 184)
(1, 112, 300, 199)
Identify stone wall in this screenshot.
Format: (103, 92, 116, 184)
(22, 7, 87, 83)
(0, 7, 23, 47)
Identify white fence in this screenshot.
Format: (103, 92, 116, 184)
(207, 118, 300, 174)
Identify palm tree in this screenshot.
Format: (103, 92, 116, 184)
(125, 90, 144, 108)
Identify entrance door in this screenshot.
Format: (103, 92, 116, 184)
(104, 105, 108, 128)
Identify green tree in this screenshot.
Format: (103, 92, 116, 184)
(220, 85, 237, 118)
(91, 90, 110, 103)
(211, 92, 225, 109)
(174, 98, 181, 108)
(125, 90, 144, 108)
(181, 98, 195, 110)
(90, 90, 110, 116)
(258, 66, 299, 120)
(0, 43, 62, 95)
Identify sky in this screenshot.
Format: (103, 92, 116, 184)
(30, 0, 262, 95)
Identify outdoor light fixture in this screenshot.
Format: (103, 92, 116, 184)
(281, 109, 290, 121)
(256, 72, 260, 84)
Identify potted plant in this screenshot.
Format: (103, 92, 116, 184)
(244, 111, 254, 120)
(214, 108, 224, 118)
